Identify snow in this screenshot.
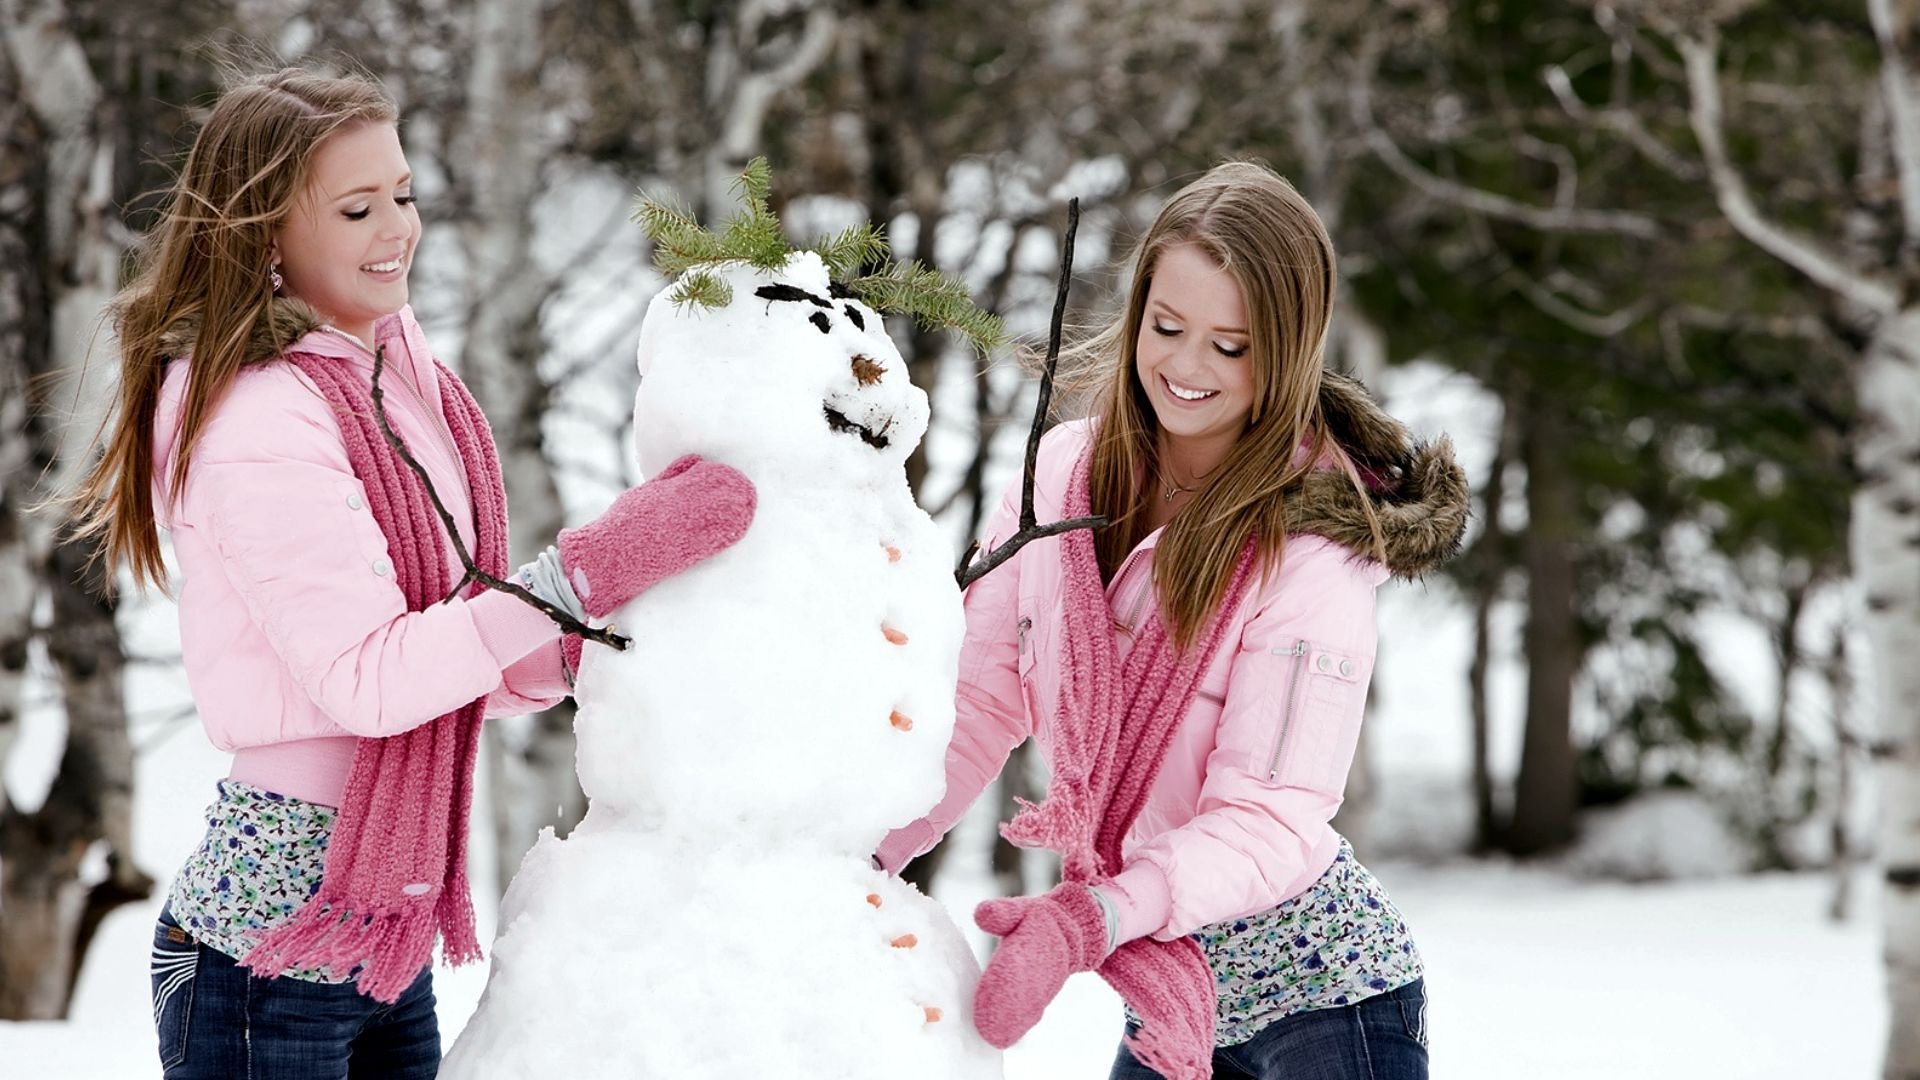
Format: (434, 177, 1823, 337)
(1563, 790, 1751, 881)
(4, 819, 1888, 1079)
(440, 252, 1000, 1078)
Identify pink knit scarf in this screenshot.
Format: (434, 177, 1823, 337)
(240, 352, 504, 1002)
(1001, 445, 1255, 1078)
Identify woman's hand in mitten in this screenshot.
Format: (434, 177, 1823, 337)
(971, 882, 1112, 1048)
(557, 454, 756, 620)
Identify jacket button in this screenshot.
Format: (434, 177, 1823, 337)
(348, 493, 364, 510)
(373, 558, 391, 576)
(1339, 659, 1356, 677)
(1317, 654, 1333, 673)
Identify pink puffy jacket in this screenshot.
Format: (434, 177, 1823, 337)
(152, 306, 566, 808)
(882, 409, 1466, 943)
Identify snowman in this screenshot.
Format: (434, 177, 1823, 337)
(440, 184, 1006, 1078)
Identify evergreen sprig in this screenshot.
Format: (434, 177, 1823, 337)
(846, 261, 1008, 354)
(632, 157, 1004, 352)
(814, 223, 890, 280)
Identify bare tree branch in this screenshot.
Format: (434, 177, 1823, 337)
(368, 345, 630, 650)
(1676, 32, 1899, 315)
(1498, 261, 1656, 336)
(1349, 74, 1663, 239)
(1543, 63, 1704, 181)
(956, 199, 1105, 590)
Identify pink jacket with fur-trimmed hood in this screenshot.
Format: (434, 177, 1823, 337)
(151, 301, 568, 808)
(881, 373, 1468, 942)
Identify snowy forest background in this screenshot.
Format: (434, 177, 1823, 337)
(2, 0, 1917, 1076)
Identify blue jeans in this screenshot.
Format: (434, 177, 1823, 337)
(151, 905, 440, 1079)
(1109, 978, 1429, 1080)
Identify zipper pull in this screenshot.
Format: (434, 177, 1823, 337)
(1017, 616, 1032, 655)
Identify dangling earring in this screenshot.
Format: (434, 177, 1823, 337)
(269, 263, 284, 295)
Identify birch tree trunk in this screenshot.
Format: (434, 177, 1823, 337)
(451, 0, 585, 896)
(0, 0, 149, 1018)
(1856, 308, 1920, 1078)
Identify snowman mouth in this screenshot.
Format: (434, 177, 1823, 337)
(823, 404, 891, 450)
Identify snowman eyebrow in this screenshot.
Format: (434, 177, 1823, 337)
(754, 284, 832, 308)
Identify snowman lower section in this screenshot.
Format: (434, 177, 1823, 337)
(440, 812, 1004, 1080)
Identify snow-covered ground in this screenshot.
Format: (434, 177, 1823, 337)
(0, 698, 1889, 1080)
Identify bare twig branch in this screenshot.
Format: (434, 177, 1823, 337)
(1676, 32, 1899, 314)
(369, 345, 630, 650)
(1492, 252, 1657, 336)
(955, 199, 1106, 590)
(1543, 64, 1704, 181)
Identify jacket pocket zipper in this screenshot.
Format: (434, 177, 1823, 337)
(1017, 615, 1032, 656)
(1267, 640, 1310, 780)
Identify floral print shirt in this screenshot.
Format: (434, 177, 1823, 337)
(166, 780, 347, 983)
(1129, 838, 1424, 1046)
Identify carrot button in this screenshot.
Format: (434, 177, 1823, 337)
(883, 625, 908, 646)
(889, 710, 914, 732)
(890, 934, 918, 948)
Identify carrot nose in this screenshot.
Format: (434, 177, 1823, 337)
(851, 354, 885, 386)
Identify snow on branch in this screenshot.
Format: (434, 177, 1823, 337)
(955, 199, 1107, 591)
(1676, 32, 1899, 315)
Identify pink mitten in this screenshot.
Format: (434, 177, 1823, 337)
(557, 455, 756, 621)
(972, 882, 1109, 1048)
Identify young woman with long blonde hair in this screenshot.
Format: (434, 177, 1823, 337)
(879, 161, 1469, 1080)
(70, 65, 754, 1077)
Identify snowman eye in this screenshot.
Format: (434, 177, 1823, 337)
(810, 312, 831, 334)
(844, 305, 865, 331)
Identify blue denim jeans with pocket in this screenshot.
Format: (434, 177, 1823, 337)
(1108, 978, 1429, 1080)
(151, 904, 440, 1079)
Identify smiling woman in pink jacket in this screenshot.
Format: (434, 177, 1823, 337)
(66, 66, 754, 1079)
(878, 162, 1469, 1080)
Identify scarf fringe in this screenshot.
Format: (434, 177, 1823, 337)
(1123, 1025, 1211, 1080)
(242, 894, 448, 1004)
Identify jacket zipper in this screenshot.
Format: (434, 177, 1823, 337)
(321, 327, 463, 469)
(1111, 547, 1154, 631)
(1017, 615, 1032, 656)
(1267, 640, 1310, 780)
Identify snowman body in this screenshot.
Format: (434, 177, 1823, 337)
(440, 254, 1002, 1079)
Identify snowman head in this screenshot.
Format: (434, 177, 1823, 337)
(632, 251, 928, 484)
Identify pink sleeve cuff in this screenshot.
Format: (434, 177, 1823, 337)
(875, 819, 938, 875)
(468, 588, 563, 669)
(1100, 861, 1174, 946)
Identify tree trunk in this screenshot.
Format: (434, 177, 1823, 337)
(453, 0, 590, 896)
(1467, 406, 1513, 852)
(1856, 308, 1920, 1078)
(0, 1, 149, 1019)
(1506, 390, 1579, 856)
(1830, 617, 1857, 924)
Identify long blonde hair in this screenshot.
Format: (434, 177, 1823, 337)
(67, 65, 396, 592)
(1079, 161, 1382, 648)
